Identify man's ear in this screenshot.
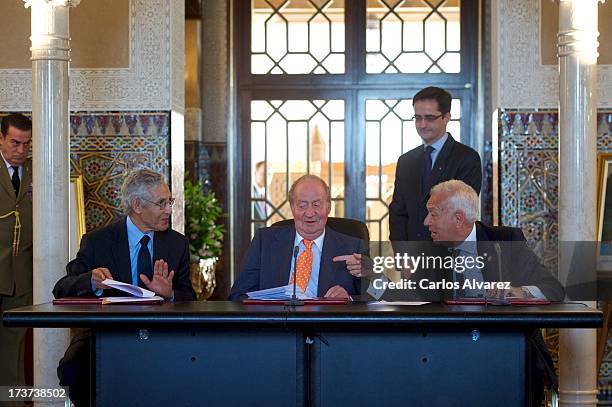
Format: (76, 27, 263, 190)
(131, 197, 141, 214)
(443, 112, 451, 125)
(454, 210, 465, 225)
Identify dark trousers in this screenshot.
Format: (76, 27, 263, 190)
(0, 291, 32, 386)
(57, 329, 91, 407)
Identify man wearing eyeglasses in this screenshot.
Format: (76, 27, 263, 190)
(53, 168, 195, 406)
(389, 86, 482, 242)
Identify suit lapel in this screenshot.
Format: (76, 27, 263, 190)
(426, 134, 455, 190)
(153, 230, 168, 264)
(415, 149, 424, 202)
(317, 226, 337, 297)
(0, 162, 16, 199)
(475, 222, 499, 281)
(17, 160, 32, 202)
(111, 218, 133, 284)
(270, 225, 295, 286)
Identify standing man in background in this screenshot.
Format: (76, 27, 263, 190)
(252, 161, 268, 229)
(389, 86, 482, 242)
(0, 113, 33, 387)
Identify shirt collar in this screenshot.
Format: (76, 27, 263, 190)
(0, 151, 17, 171)
(294, 228, 325, 252)
(254, 185, 265, 196)
(455, 223, 477, 254)
(425, 132, 448, 151)
(126, 215, 154, 248)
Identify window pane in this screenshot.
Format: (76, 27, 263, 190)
(250, 100, 345, 236)
(366, 0, 461, 74)
(251, 0, 345, 74)
(365, 98, 461, 244)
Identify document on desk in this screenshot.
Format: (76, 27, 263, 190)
(101, 296, 164, 304)
(53, 296, 164, 305)
(375, 301, 431, 306)
(101, 279, 156, 297)
(247, 284, 313, 300)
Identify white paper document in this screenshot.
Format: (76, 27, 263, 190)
(375, 301, 431, 306)
(101, 279, 156, 298)
(102, 296, 164, 304)
(247, 284, 314, 300)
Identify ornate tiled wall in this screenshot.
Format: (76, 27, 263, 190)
(0, 111, 171, 231)
(500, 110, 612, 248)
(499, 109, 612, 384)
(69, 112, 170, 231)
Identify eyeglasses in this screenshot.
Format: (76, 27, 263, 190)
(142, 197, 176, 210)
(412, 114, 445, 123)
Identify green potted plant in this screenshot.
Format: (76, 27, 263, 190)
(184, 176, 225, 300)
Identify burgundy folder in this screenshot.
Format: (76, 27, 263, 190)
(52, 297, 105, 305)
(242, 298, 349, 305)
(444, 297, 551, 306)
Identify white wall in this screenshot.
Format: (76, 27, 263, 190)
(492, 0, 612, 109)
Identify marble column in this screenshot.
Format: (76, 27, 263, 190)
(24, 0, 78, 403)
(556, 0, 604, 406)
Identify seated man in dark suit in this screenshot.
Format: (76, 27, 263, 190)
(230, 174, 364, 300)
(423, 179, 563, 406)
(421, 179, 564, 302)
(53, 169, 196, 406)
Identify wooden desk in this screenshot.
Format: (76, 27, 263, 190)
(3, 302, 602, 407)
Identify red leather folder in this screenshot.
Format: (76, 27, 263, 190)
(53, 297, 104, 305)
(243, 298, 349, 305)
(53, 297, 164, 305)
(444, 297, 551, 306)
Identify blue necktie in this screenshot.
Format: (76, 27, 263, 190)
(137, 235, 152, 288)
(421, 145, 434, 194)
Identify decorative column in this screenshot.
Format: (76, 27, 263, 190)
(24, 0, 79, 400)
(556, 0, 604, 406)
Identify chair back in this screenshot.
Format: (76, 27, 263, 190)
(272, 217, 370, 247)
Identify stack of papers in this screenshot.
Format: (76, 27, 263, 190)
(101, 297, 164, 304)
(247, 284, 313, 301)
(100, 279, 164, 304)
(102, 279, 156, 297)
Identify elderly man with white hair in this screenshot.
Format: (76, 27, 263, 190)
(424, 180, 564, 406)
(424, 179, 564, 301)
(53, 168, 196, 406)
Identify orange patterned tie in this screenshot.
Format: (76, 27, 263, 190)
(290, 239, 313, 294)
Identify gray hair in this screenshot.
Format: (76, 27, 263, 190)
(289, 174, 331, 206)
(430, 180, 479, 223)
(120, 169, 166, 215)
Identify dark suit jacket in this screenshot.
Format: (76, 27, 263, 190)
(404, 222, 565, 302)
(53, 217, 195, 301)
(389, 222, 563, 396)
(476, 222, 564, 395)
(473, 222, 564, 302)
(0, 159, 33, 296)
(389, 134, 482, 241)
(229, 224, 364, 300)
